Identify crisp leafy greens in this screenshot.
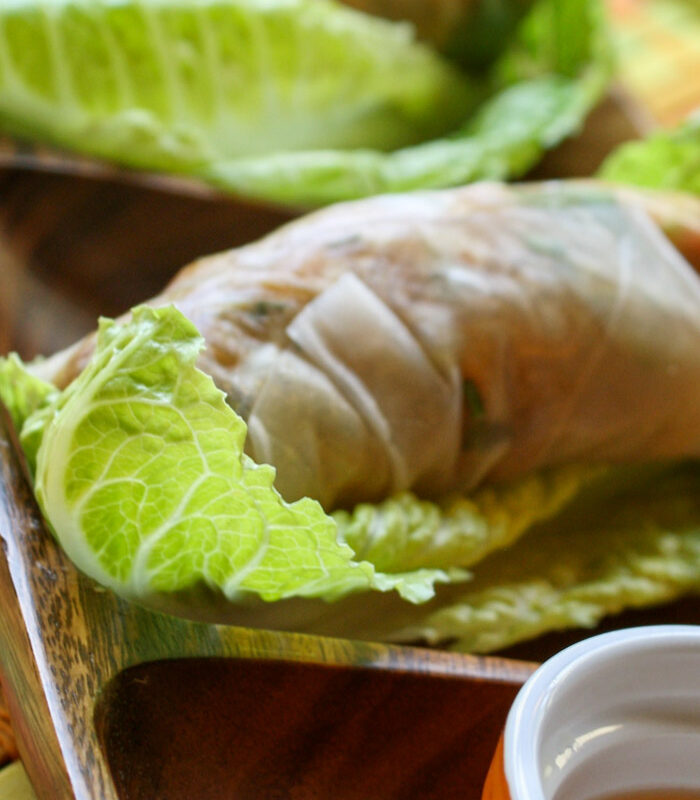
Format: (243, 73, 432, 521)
(0, 353, 57, 437)
(205, 72, 608, 205)
(0, 307, 587, 606)
(389, 464, 700, 652)
(599, 113, 700, 195)
(2, 306, 699, 653)
(0, 0, 473, 164)
(15, 306, 461, 604)
(335, 467, 597, 572)
(0, 0, 611, 205)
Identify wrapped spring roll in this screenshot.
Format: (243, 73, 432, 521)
(4, 180, 700, 651)
(40, 181, 700, 510)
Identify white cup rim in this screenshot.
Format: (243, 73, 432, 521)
(503, 624, 700, 800)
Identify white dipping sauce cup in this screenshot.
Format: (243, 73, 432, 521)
(483, 625, 700, 800)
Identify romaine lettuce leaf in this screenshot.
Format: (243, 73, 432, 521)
(20, 305, 455, 605)
(2, 309, 609, 612)
(187, 0, 614, 204)
(204, 71, 608, 205)
(0, 352, 57, 435)
(231, 463, 700, 652)
(0, 0, 474, 169)
(0, 353, 59, 473)
(0, 0, 611, 206)
(599, 113, 700, 195)
(388, 464, 700, 652)
(334, 465, 599, 572)
(2, 306, 598, 610)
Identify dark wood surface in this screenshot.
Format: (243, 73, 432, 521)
(0, 161, 296, 361)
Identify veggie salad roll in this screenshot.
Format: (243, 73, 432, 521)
(3, 180, 700, 652)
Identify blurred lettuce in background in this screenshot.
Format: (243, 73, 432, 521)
(0, 0, 611, 206)
(599, 111, 700, 194)
(596, 0, 700, 195)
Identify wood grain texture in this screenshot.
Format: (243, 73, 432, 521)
(0, 414, 75, 797)
(0, 684, 18, 766)
(0, 408, 534, 800)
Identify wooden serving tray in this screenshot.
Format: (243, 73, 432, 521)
(0, 409, 535, 800)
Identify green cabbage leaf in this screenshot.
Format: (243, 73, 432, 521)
(6, 306, 461, 605)
(0, 0, 611, 206)
(386, 464, 700, 651)
(599, 112, 700, 195)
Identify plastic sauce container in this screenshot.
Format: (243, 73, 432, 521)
(482, 626, 700, 800)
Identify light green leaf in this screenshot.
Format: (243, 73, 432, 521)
(29, 305, 451, 605)
(202, 0, 612, 204)
(0, 353, 57, 432)
(0, 0, 473, 169)
(10, 308, 700, 652)
(389, 465, 700, 652)
(334, 465, 600, 572)
(0, 353, 59, 473)
(0, 0, 610, 205)
(599, 112, 700, 195)
(204, 71, 609, 205)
